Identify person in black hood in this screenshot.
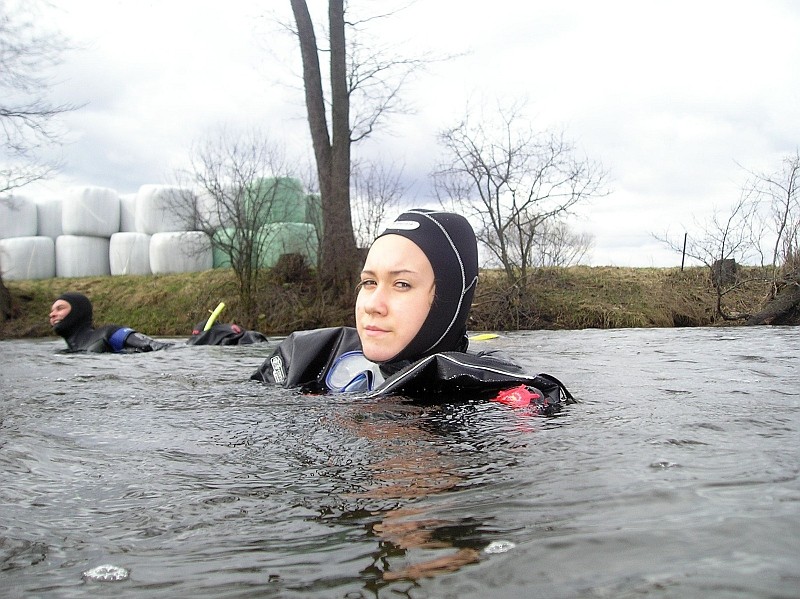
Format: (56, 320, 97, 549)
(50, 292, 172, 353)
(186, 319, 269, 346)
(251, 209, 573, 407)
(355, 208, 478, 364)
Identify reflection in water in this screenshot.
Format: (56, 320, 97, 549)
(327, 400, 532, 589)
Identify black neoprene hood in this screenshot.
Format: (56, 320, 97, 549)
(53, 292, 93, 339)
(374, 209, 478, 363)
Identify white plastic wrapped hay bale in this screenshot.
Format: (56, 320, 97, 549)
(62, 186, 120, 238)
(55, 235, 110, 277)
(0, 195, 38, 239)
(119, 193, 137, 232)
(0, 236, 55, 280)
(110, 232, 151, 275)
(259, 222, 318, 267)
(149, 231, 212, 274)
(135, 184, 196, 234)
(35, 198, 63, 239)
(196, 188, 234, 230)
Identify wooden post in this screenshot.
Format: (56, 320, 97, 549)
(680, 232, 687, 271)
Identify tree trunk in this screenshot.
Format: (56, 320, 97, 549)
(291, 0, 360, 298)
(746, 283, 800, 326)
(0, 275, 16, 322)
(327, 0, 360, 292)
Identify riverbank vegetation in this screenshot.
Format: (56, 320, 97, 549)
(0, 264, 774, 340)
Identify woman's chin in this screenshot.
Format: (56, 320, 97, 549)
(360, 344, 395, 364)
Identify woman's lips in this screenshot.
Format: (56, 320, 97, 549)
(363, 324, 389, 335)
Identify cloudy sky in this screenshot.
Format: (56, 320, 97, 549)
(20, 0, 800, 266)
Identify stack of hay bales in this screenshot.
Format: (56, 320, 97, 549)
(134, 184, 212, 274)
(0, 195, 55, 280)
(109, 190, 150, 276)
(119, 192, 137, 232)
(1, 178, 316, 281)
(56, 186, 120, 277)
(209, 177, 318, 269)
(258, 178, 318, 268)
(36, 198, 63, 240)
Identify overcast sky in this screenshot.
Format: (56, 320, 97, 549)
(20, 0, 800, 266)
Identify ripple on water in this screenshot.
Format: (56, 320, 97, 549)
(1, 329, 798, 598)
(0, 537, 48, 570)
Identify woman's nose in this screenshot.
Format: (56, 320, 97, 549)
(363, 286, 388, 315)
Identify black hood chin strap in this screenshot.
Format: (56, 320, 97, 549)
(53, 292, 94, 339)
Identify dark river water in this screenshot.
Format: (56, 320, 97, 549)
(1, 326, 798, 598)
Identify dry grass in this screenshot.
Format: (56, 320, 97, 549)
(470, 265, 771, 330)
(1, 265, 773, 340)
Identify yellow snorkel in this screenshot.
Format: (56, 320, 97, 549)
(204, 302, 226, 331)
(468, 333, 499, 341)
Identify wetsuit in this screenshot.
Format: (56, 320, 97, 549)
(250, 325, 573, 405)
(53, 292, 172, 353)
(187, 320, 268, 346)
(251, 209, 573, 406)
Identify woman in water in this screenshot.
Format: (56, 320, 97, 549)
(251, 209, 572, 407)
(50, 292, 172, 353)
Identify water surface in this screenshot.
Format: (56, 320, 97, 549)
(1, 326, 798, 598)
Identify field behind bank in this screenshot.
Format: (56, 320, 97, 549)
(0, 265, 771, 340)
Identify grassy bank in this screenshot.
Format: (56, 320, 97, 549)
(0, 265, 772, 340)
(469, 266, 766, 331)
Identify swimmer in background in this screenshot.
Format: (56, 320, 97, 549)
(50, 292, 172, 353)
(251, 208, 572, 406)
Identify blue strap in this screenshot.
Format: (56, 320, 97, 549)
(108, 327, 134, 352)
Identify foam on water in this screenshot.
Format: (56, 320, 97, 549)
(82, 564, 130, 582)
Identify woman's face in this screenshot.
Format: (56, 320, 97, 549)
(49, 299, 72, 327)
(356, 235, 435, 362)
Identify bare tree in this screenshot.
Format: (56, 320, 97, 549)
(433, 100, 608, 284)
(288, 0, 427, 298)
(174, 129, 313, 326)
(531, 219, 594, 267)
(1, 0, 76, 193)
(350, 158, 406, 248)
(745, 150, 800, 288)
(656, 193, 762, 320)
(1, 0, 76, 322)
(736, 150, 800, 325)
(290, 0, 357, 297)
(656, 152, 800, 324)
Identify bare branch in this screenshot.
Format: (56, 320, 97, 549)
(655, 192, 764, 320)
(172, 128, 314, 325)
(434, 99, 608, 281)
(350, 157, 407, 247)
(0, 0, 78, 193)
